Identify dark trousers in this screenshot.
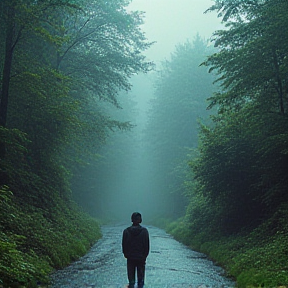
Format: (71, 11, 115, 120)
(127, 259, 146, 287)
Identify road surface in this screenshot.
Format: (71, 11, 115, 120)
(50, 224, 235, 288)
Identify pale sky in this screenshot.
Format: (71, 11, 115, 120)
(128, 0, 222, 63)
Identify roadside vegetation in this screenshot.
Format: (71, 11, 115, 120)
(166, 209, 288, 287)
(155, 1, 288, 287)
(0, 184, 101, 287)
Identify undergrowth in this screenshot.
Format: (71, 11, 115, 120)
(164, 206, 288, 288)
(0, 185, 101, 287)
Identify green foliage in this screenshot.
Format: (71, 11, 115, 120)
(1, 0, 153, 165)
(0, 184, 101, 286)
(1, 0, 152, 286)
(143, 34, 216, 218)
(188, 104, 288, 235)
(187, 0, 288, 234)
(165, 218, 192, 246)
(167, 1, 288, 287)
(167, 209, 288, 287)
(0, 126, 101, 287)
(204, 0, 288, 115)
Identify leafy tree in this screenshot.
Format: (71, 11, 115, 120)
(0, 0, 80, 158)
(1, 0, 153, 201)
(143, 35, 216, 218)
(50, 0, 154, 208)
(0, 0, 153, 284)
(205, 0, 288, 114)
(187, 0, 288, 234)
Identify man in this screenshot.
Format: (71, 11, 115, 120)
(122, 212, 150, 288)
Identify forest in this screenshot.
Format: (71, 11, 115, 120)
(0, 0, 287, 287)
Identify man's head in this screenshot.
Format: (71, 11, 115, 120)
(131, 212, 142, 225)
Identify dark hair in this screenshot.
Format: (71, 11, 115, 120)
(131, 212, 142, 222)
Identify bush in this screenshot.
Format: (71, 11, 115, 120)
(0, 185, 101, 287)
(166, 209, 288, 287)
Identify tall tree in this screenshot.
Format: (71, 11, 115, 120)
(187, 0, 288, 234)
(0, 1, 153, 284)
(0, 0, 153, 203)
(204, 0, 288, 114)
(143, 35, 216, 218)
(0, 0, 19, 158)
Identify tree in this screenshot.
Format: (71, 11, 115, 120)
(0, 1, 154, 283)
(0, 0, 19, 158)
(204, 0, 288, 114)
(143, 35, 216, 218)
(187, 0, 288, 234)
(0, 0, 153, 211)
(0, 0, 82, 155)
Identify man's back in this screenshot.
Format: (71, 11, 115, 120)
(122, 225, 149, 260)
(122, 212, 149, 287)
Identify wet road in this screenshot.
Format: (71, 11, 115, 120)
(50, 224, 235, 288)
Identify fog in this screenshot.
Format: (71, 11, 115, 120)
(128, 0, 222, 62)
(74, 0, 222, 223)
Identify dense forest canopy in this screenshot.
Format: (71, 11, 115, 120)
(73, 35, 218, 221)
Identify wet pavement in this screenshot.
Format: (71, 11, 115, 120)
(50, 224, 235, 288)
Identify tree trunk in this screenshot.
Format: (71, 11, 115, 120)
(0, 2, 15, 159)
(272, 50, 285, 114)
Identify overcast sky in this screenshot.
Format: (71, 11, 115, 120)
(128, 0, 222, 63)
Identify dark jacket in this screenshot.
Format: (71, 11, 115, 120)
(122, 225, 149, 261)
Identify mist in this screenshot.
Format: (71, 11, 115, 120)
(128, 0, 221, 62)
(2, 1, 287, 285)
(72, 0, 222, 223)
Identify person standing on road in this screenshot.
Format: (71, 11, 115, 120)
(122, 212, 150, 288)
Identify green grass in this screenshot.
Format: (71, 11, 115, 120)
(163, 211, 288, 288)
(0, 185, 101, 287)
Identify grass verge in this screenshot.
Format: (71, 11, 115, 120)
(0, 185, 101, 288)
(163, 210, 288, 288)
